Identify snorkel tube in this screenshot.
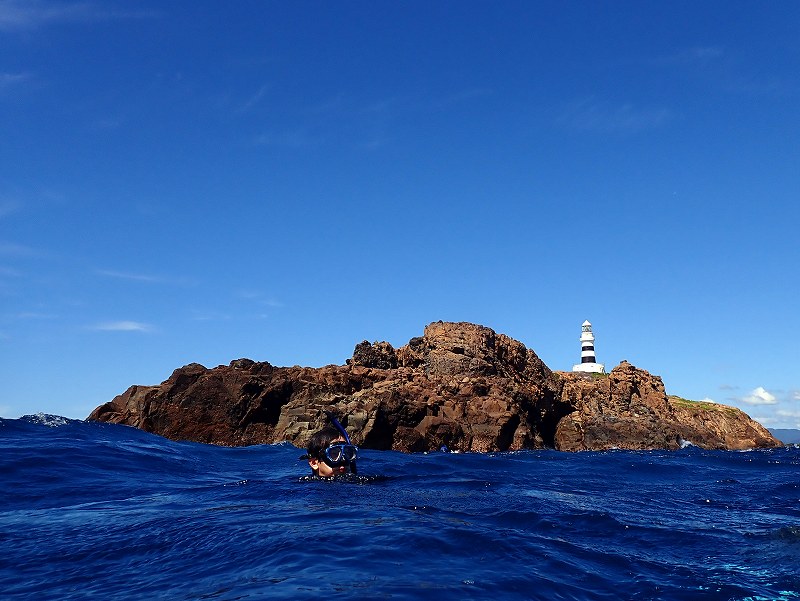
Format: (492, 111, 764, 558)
(324, 410, 357, 474)
(324, 410, 351, 444)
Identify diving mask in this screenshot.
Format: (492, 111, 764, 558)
(321, 443, 358, 467)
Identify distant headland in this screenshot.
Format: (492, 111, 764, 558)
(88, 321, 780, 452)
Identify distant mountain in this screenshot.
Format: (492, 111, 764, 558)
(769, 429, 800, 445)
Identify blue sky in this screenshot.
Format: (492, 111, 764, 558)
(1, 1, 798, 429)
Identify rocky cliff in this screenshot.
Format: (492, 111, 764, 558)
(87, 322, 780, 452)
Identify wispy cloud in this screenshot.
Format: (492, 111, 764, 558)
(190, 309, 231, 322)
(0, 0, 82, 30)
(652, 46, 725, 67)
(721, 74, 788, 97)
(96, 269, 161, 283)
(95, 269, 195, 286)
(0, 71, 32, 92)
(558, 98, 671, 134)
(432, 88, 494, 109)
(238, 84, 269, 113)
(304, 92, 348, 115)
(752, 414, 779, 427)
(91, 320, 154, 333)
(0, 266, 21, 277)
(685, 46, 725, 61)
(775, 409, 800, 429)
(249, 92, 411, 152)
(739, 386, 778, 406)
(91, 117, 122, 130)
(236, 289, 283, 308)
(0, 0, 158, 32)
(0, 241, 36, 256)
(651, 45, 788, 97)
(254, 129, 320, 148)
(0, 199, 21, 218)
(15, 311, 57, 320)
(190, 290, 283, 323)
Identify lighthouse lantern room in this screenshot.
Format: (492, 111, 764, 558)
(572, 320, 606, 374)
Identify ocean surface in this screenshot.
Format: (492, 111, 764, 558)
(2, 415, 799, 601)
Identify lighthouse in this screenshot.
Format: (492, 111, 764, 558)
(572, 320, 606, 373)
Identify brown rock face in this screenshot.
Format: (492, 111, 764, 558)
(88, 322, 780, 452)
(553, 361, 778, 451)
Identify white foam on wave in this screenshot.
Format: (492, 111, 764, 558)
(21, 413, 77, 427)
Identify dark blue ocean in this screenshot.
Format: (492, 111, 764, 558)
(2, 415, 799, 601)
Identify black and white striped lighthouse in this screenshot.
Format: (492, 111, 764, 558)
(572, 320, 606, 373)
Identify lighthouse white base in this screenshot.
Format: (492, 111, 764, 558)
(572, 362, 606, 374)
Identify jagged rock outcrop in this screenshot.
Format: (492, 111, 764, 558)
(88, 322, 780, 452)
(553, 361, 776, 451)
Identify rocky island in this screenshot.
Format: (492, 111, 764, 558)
(88, 322, 780, 452)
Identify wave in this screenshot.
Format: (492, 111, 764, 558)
(2, 418, 800, 600)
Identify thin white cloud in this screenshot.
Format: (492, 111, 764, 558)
(91, 320, 154, 333)
(651, 45, 786, 97)
(16, 311, 57, 320)
(686, 46, 725, 61)
(697, 397, 717, 404)
(652, 46, 725, 66)
(773, 410, 800, 429)
(718, 383, 739, 391)
(740, 386, 778, 406)
(0, 266, 21, 277)
(0, 0, 96, 30)
(236, 289, 283, 308)
(0, 0, 158, 31)
(238, 84, 269, 113)
(0, 241, 36, 256)
(559, 98, 671, 134)
(96, 269, 196, 287)
(190, 310, 231, 322)
(0, 199, 21, 217)
(254, 129, 320, 148)
(359, 135, 393, 150)
(304, 92, 348, 115)
(92, 117, 122, 130)
(96, 269, 160, 283)
(752, 415, 779, 427)
(793, 391, 800, 402)
(432, 88, 494, 109)
(720, 74, 786, 97)
(0, 71, 32, 92)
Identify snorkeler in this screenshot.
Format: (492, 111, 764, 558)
(303, 411, 358, 477)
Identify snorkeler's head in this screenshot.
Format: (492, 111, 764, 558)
(307, 427, 342, 462)
(306, 426, 358, 477)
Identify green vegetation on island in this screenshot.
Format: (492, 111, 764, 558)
(668, 395, 740, 416)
